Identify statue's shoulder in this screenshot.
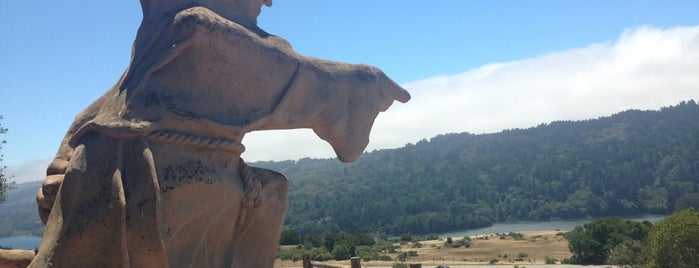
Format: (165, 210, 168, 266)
(173, 6, 237, 28)
(170, 6, 292, 52)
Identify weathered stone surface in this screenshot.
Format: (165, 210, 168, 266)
(29, 1, 409, 267)
(0, 249, 35, 268)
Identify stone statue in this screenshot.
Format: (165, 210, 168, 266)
(28, 0, 409, 267)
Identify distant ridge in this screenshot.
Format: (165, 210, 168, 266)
(0, 180, 43, 237)
(254, 100, 699, 235)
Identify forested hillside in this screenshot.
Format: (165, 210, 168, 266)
(2, 101, 698, 238)
(254, 100, 699, 235)
(0, 181, 43, 237)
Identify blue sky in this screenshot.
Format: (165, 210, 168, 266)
(1, 1, 698, 182)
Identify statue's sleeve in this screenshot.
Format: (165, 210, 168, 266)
(123, 6, 410, 162)
(257, 59, 410, 162)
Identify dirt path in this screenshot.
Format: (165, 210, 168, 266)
(275, 230, 573, 268)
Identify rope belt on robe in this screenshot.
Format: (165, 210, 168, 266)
(147, 130, 262, 227)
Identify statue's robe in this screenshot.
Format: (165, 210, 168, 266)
(32, 6, 409, 268)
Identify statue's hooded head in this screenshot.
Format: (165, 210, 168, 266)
(125, 0, 273, 90)
(140, 0, 272, 26)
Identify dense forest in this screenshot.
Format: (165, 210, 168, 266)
(0, 181, 43, 237)
(255, 100, 699, 235)
(1, 101, 698, 238)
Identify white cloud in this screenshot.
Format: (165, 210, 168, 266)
(6, 158, 51, 183)
(243, 25, 699, 162)
(7, 25, 696, 185)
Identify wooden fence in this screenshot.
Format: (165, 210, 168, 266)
(301, 254, 422, 268)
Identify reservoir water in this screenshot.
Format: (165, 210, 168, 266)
(0, 235, 42, 250)
(0, 215, 666, 250)
(436, 214, 666, 238)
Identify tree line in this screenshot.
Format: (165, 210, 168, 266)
(565, 208, 699, 267)
(254, 100, 699, 235)
(2, 101, 699, 238)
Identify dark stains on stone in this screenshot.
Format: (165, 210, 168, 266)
(159, 160, 219, 192)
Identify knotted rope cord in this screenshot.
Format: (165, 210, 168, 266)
(146, 130, 261, 226)
(147, 130, 245, 154)
(237, 158, 262, 226)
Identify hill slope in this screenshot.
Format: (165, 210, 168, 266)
(255, 100, 699, 235)
(2, 101, 698, 237)
(0, 180, 43, 237)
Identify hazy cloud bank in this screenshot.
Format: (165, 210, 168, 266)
(6, 158, 51, 183)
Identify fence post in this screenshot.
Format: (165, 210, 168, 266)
(302, 253, 311, 268)
(350, 257, 361, 268)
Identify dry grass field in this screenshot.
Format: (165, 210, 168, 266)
(275, 230, 573, 268)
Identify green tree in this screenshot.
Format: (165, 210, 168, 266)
(355, 245, 379, 261)
(0, 116, 15, 204)
(565, 217, 651, 265)
(309, 247, 332, 262)
(400, 233, 412, 242)
(607, 237, 648, 267)
(639, 187, 669, 213)
(444, 237, 453, 247)
(674, 193, 699, 212)
(648, 208, 699, 268)
(279, 229, 300, 245)
(331, 240, 354, 260)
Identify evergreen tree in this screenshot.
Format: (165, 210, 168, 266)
(0, 116, 15, 204)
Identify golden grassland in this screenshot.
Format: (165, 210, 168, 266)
(274, 230, 572, 268)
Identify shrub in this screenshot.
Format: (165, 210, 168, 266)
(510, 232, 526, 240)
(276, 248, 300, 261)
(308, 247, 332, 261)
(378, 255, 393, 261)
(331, 241, 353, 260)
(606, 237, 648, 267)
(279, 229, 300, 245)
(356, 245, 379, 261)
(544, 256, 557, 264)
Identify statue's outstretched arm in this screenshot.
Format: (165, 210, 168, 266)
(124, 6, 410, 162)
(261, 60, 410, 162)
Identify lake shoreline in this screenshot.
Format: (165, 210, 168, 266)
(0, 214, 666, 251)
(399, 214, 666, 239)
